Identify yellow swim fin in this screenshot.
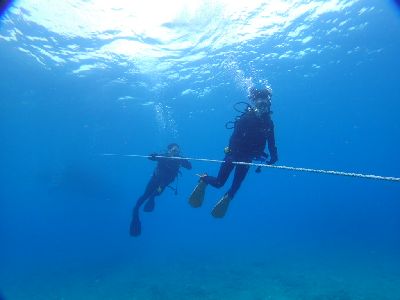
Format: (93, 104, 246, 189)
(211, 193, 232, 218)
(188, 179, 207, 208)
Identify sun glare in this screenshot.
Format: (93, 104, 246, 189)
(5, 0, 361, 72)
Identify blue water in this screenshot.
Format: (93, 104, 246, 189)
(1, 1, 400, 299)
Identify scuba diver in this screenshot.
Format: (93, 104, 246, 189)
(188, 87, 278, 218)
(130, 143, 192, 237)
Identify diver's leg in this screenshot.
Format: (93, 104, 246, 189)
(189, 156, 233, 208)
(211, 163, 250, 218)
(136, 176, 159, 207)
(227, 163, 250, 198)
(143, 193, 157, 212)
(190, 155, 233, 209)
(144, 179, 169, 212)
(144, 174, 174, 212)
(130, 176, 158, 236)
(203, 155, 234, 188)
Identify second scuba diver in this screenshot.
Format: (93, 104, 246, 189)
(188, 87, 278, 218)
(130, 143, 192, 236)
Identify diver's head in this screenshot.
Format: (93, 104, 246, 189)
(167, 143, 180, 156)
(249, 87, 272, 114)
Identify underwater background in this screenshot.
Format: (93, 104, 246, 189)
(1, 0, 400, 299)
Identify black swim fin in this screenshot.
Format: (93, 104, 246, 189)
(130, 215, 141, 237)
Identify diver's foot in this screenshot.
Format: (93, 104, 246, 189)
(130, 215, 141, 237)
(143, 198, 155, 212)
(211, 194, 232, 218)
(188, 176, 208, 208)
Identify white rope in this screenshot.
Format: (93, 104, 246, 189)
(101, 153, 400, 183)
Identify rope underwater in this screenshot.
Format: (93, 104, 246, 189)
(101, 153, 400, 183)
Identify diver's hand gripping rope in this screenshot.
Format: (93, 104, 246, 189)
(101, 153, 400, 183)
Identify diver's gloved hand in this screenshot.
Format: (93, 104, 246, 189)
(224, 146, 231, 154)
(254, 152, 268, 173)
(255, 151, 269, 162)
(148, 153, 158, 161)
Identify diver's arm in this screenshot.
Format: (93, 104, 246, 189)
(149, 152, 158, 161)
(181, 159, 192, 170)
(149, 151, 174, 162)
(266, 121, 278, 164)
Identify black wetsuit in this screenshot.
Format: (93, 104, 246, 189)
(204, 109, 277, 198)
(134, 154, 192, 211)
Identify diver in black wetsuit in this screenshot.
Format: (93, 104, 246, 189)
(130, 143, 192, 236)
(188, 87, 278, 218)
